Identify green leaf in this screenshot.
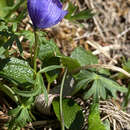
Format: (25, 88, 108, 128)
(52, 98, 84, 130)
(119, 60, 130, 79)
(123, 83, 130, 108)
(83, 72, 127, 100)
(15, 36, 23, 54)
(0, 84, 18, 103)
(0, 20, 8, 31)
(38, 38, 61, 61)
(13, 8, 27, 23)
(0, 57, 34, 84)
(13, 73, 47, 98)
(74, 70, 127, 100)
(12, 85, 40, 97)
(72, 70, 96, 95)
(65, 2, 77, 19)
(74, 70, 96, 80)
(4, 0, 26, 19)
(98, 68, 110, 76)
(0, 25, 23, 54)
(60, 56, 80, 72)
(70, 9, 94, 21)
(39, 65, 63, 73)
(103, 119, 111, 130)
(8, 105, 21, 116)
(71, 78, 92, 96)
(65, 2, 94, 21)
(100, 77, 127, 98)
(88, 103, 106, 130)
(123, 60, 130, 73)
(20, 30, 35, 48)
(42, 64, 62, 84)
(9, 106, 32, 129)
(41, 57, 61, 83)
(71, 47, 98, 66)
(0, 0, 11, 17)
(0, 46, 6, 56)
(36, 73, 48, 104)
(83, 80, 97, 99)
(22, 97, 34, 107)
(3, 35, 15, 49)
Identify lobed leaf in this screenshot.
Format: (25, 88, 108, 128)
(71, 47, 98, 66)
(60, 56, 80, 72)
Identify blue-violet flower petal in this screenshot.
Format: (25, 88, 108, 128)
(27, 0, 67, 29)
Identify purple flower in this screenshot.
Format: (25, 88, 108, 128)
(27, 0, 67, 29)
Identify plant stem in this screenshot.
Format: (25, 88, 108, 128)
(47, 82, 51, 93)
(60, 69, 67, 130)
(33, 28, 39, 76)
(123, 83, 130, 108)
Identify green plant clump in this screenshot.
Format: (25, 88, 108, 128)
(0, 1, 129, 130)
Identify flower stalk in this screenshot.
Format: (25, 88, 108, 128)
(60, 69, 67, 130)
(33, 28, 39, 76)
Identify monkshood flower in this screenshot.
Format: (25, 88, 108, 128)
(27, 0, 67, 29)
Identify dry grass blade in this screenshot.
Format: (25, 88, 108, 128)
(100, 100, 130, 129)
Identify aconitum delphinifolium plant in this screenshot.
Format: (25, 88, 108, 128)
(27, 0, 68, 28)
(27, 0, 67, 74)
(1, 0, 129, 130)
(27, 1, 67, 129)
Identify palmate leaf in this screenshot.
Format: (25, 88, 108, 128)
(71, 78, 92, 96)
(15, 108, 32, 127)
(4, 0, 26, 19)
(8, 106, 32, 129)
(99, 77, 127, 98)
(70, 47, 127, 100)
(72, 70, 96, 95)
(65, 2, 77, 20)
(0, 30, 22, 52)
(65, 2, 94, 21)
(8, 97, 34, 129)
(0, 19, 23, 54)
(74, 70, 127, 100)
(38, 38, 61, 61)
(70, 9, 95, 21)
